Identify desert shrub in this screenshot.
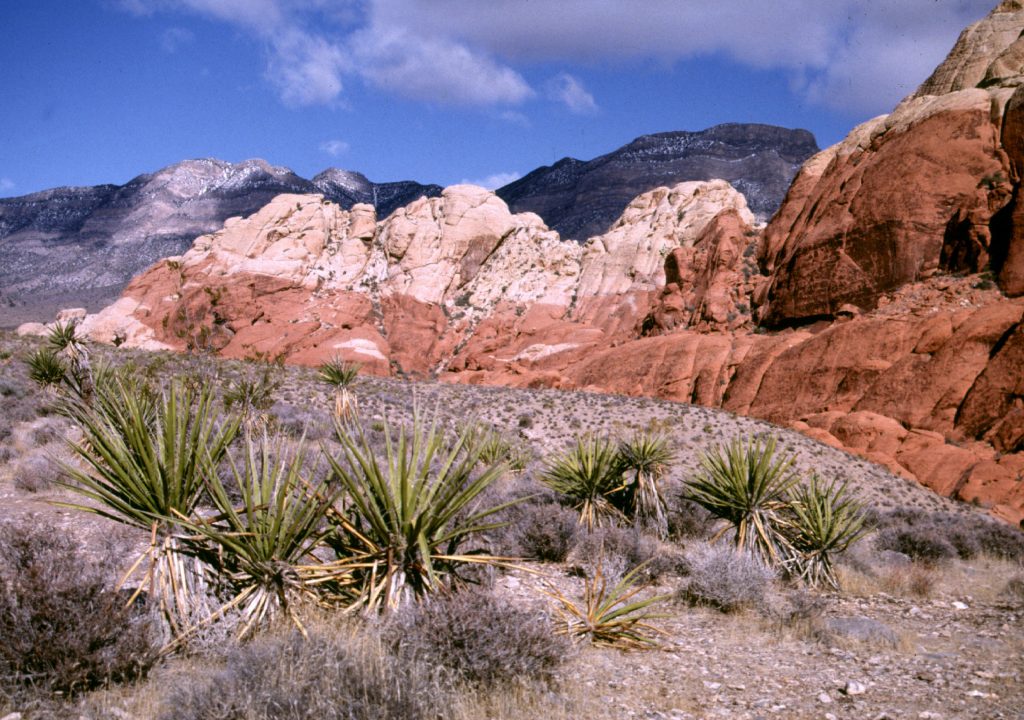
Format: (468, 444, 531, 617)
(871, 509, 1024, 562)
(13, 454, 59, 493)
(0, 521, 156, 700)
(569, 525, 683, 583)
(678, 542, 775, 613)
(1001, 575, 1024, 606)
(875, 526, 956, 563)
(666, 496, 717, 540)
(970, 519, 1024, 560)
(944, 526, 983, 559)
(29, 418, 63, 446)
(271, 401, 331, 441)
(502, 500, 578, 562)
(386, 589, 569, 687)
(158, 628, 438, 720)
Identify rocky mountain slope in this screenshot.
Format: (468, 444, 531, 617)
(496, 123, 819, 240)
(0, 159, 442, 326)
(45, 2, 1024, 524)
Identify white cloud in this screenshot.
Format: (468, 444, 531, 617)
(319, 138, 350, 157)
(160, 26, 194, 53)
(350, 26, 533, 106)
(547, 73, 597, 114)
(266, 30, 349, 107)
(365, 0, 994, 115)
(499, 110, 530, 127)
(120, 0, 995, 116)
(0, 178, 15, 194)
(460, 171, 520, 190)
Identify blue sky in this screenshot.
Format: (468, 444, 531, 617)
(0, 0, 996, 197)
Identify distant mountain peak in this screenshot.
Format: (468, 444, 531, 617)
(496, 122, 818, 241)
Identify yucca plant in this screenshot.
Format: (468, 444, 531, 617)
(57, 379, 241, 641)
(785, 476, 870, 589)
(686, 436, 799, 570)
(177, 436, 348, 639)
(460, 423, 531, 471)
(541, 435, 626, 531)
(545, 557, 667, 650)
(48, 320, 94, 404)
(318, 357, 361, 419)
(323, 411, 516, 612)
(25, 347, 67, 389)
(224, 368, 280, 432)
(617, 432, 675, 539)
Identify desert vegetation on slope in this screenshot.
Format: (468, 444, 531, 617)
(0, 330, 1022, 719)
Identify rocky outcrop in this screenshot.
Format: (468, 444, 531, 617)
(0, 159, 441, 327)
(496, 123, 818, 239)
(79, 181, 753, 376)
(757, 2, 1024, 327)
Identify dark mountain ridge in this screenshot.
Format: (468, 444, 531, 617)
(496, 123, 819, 241)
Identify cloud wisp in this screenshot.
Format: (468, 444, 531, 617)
(319, 139, 350, 157)
(546, 73, 597, 114)
(460, 171, 521, 190)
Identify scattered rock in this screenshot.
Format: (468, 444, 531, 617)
(842, 680, 868, 696)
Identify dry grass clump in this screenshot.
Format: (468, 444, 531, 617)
(665, 495, 716, 540)
(13, 453, 59, 493)
(157, 626, 440, 720)
(678, 542, 775, 613)
(0, 521, 156, 704)
(499, 499, 579, 562)
(385, 589, 571, 688)
(568, 525, 684, 583)
(1001, 575, 1024, 607)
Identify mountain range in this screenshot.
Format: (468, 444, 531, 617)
(0, 159, 441, 326)
(0, 124, 817, 327)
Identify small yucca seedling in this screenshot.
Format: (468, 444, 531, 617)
(545, 557, 667, 650)
(542, 435, 626, 531)
(48, 320, 94, 404)
(26, 347, 67, 389)
(617, 432, 675, 539)
(461, 424, 530, 470)
(224, 368, 280, 431)
(318, 357, 361, 419)
(686, 436, 798, 570)
(786, 476, 869, 590)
